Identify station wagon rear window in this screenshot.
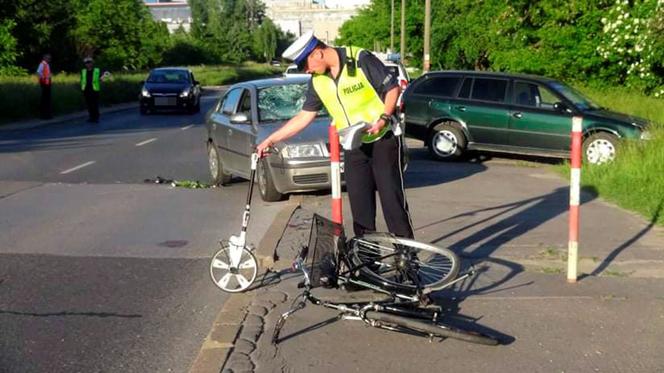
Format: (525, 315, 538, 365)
(471, 78, 508, 103)
(413, 76, 461, 97)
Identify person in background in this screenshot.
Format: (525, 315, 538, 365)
(80, 57, 105, 123)
(36, 54, 52, 119)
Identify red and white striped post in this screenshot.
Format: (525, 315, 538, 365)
(567, 116, 583, 283)
(329, 125, 343, 225)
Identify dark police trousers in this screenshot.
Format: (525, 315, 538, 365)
(84, 89, 99, 122)
(40, 84, 52, 119)
(343, 131, 414, 238)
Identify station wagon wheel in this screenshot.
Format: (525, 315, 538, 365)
(583, 132, 618, 165)
(208, 141, 232, 186)
(258, 159, 284, 202)
(428, 122, 467, 161)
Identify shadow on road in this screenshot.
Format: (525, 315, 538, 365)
(404, 147, 488, 189)
(428, 187, 595, 260)
(585, 198, 663, 278)
(0, 107, 211, 154)
(0, 309, 142, 318)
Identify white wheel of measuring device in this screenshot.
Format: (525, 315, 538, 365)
(210, 244, 258, 293)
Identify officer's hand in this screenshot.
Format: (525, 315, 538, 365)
(256, 139, 273, 158)
(366, 119, 386, 135)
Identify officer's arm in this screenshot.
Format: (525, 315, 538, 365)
(383, 85, 400, 116)
(366, 85, 400, 135)
(256, 110, 317, 155)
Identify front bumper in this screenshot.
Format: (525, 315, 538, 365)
(268, 157, 345, 194)
(140, 94, 196, 111)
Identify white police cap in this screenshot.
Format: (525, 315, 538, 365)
(282, 30, 319, 70)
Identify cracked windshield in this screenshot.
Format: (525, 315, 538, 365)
(258, 84, 327, 122)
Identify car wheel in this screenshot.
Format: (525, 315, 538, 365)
(208, 142, 232, 186)
(427, 122, 466, 161)
(258, 159, 284, 202)
(583, 132, 619, 165)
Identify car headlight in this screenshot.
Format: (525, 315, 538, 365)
(640, 130, 651, 140)
(141, 87, 150, 97)
(180, 88, 190, 98)
(281, 144, 325, 158)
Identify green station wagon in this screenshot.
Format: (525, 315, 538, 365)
(402, 71, 651, 164)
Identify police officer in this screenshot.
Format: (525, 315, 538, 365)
(256, 31, 413, 238)
(81, 56, 101, 123)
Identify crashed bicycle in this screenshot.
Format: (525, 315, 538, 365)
(272, 213, 500, 346)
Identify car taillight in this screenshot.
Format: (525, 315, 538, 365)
(399, 100, 405, 114)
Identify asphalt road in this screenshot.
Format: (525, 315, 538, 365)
(0, 96, 289, 373)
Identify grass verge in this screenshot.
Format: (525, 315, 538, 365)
(0, 63, 281, 125)
(557, 85, 664, 226)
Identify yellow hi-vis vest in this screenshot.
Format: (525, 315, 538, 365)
(81, 68, 101, 92)
(312, 47, 389, 143)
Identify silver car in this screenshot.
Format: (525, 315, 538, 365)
(205, 77, 337, 202)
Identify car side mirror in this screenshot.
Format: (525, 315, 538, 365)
(553, 102, 571, 113)
(140, 80, 145, 85)
(230, 113, 250, 124)
(194, 80, 200, 85)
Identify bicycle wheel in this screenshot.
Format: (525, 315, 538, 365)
(210, 244, 258, 293)
(364, 311, 499, 346)
(347, 233, 459, 293)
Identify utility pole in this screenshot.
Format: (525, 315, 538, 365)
(400, 0, 406, 63)
(423, 0, 431, 72)
(390, 0, 395, 52)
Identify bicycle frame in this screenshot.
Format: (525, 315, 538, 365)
(273, 255, 473, 344)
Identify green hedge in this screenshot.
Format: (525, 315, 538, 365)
(0, 64, 281, 124)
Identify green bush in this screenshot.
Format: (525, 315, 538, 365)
(0, 64, 282, 124)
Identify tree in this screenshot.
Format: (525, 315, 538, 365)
(253, 18, 278, 62)
(0, 0, 78, 71)
(71, 0, 169, 70)
(0, 20, 21, 75)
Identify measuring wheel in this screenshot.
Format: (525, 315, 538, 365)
(210, 243, 258, 293)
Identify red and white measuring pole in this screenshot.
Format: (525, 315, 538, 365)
(567, 116, 583, 283)
(329, 125, 343, 225)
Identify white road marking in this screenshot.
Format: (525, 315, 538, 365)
(181, 124, 194, 130)
(60, 161, 96, 174)
(135, 138, 157, 147)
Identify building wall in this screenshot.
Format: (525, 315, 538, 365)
(145, 2, 191, 33)
(143, 0, 366, 41)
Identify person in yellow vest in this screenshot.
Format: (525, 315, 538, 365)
(36, 54, 52, 119)
(81, 56, 103, 123)
(256, 31, 414, 238)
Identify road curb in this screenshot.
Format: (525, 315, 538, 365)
(188, 200, 300, 373)
(0, 104, 137, 131)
